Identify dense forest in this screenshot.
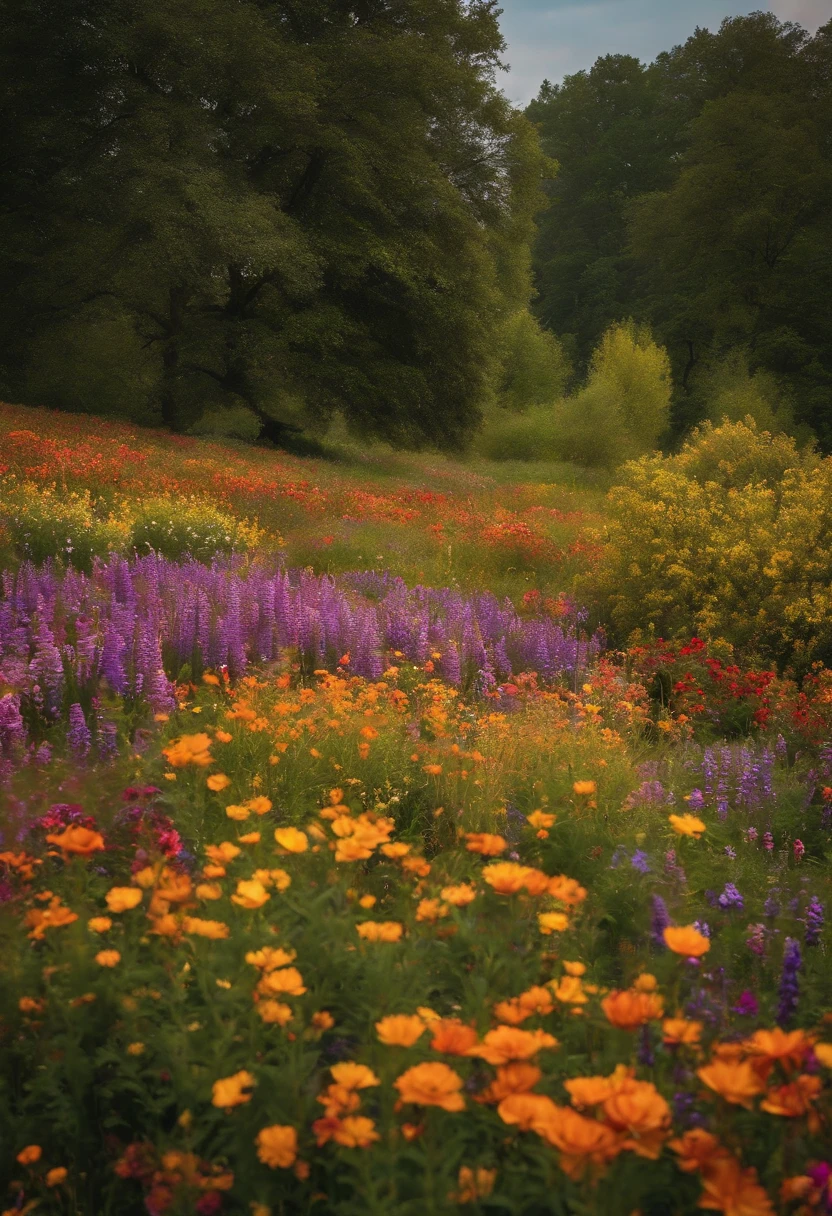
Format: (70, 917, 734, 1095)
(0, 3, 830, 451)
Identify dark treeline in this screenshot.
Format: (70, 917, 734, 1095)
(0, 0, 545, 447)
(527, 12, 832, 445)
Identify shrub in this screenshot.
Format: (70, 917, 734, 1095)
(585, 418, 832, 666)
(0, 477, 126, 569)
(495, 310, 572, 411)
(128, 496, 260, 562)
(473, 404, 565, 461)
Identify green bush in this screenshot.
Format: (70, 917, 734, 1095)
(495, 310, 572, 411)
(585, 418, 832, 666)
(0, 477, 126, 569)
(129, 496, 258, 562)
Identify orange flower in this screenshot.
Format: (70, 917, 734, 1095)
(497, 1092, 560, 1131)
(482, 862, 533, 895)
(394, 1062, 465, 1111)
(468, 1025, 559, 1065)
(814, 1043, 832, 1068)
(256, 1125, 297, 1168)
(546, 875, 587, 906)
(87, 916, 112, 933)
(207, 773, 232, 792)
(697, 1156, 774, 1216)
(572, 780, 597, 796)
(535, 1106, 622, 1180)
(335, 837, 373, 863)
(551, 976, 588, 1005)
(196, 882, 223, 900)
(274, 827, 308, 853)
(528, 810, 556, 829)
(423, 763, 443, 776)
(256, 1001, 293, 1025)
(212, 1070, 255, 1108)
(538, 911, 569, 934)
(331, 1115, 380, 1148)
(258, 967, 306, 997)
(245, 946, 297, 971)
(663, 1018, 703, 1046)
(16, 1145, 42, 1165)
(45, 825, 105, 857)
(760, 1074, 821, 1117)
(356, 921, 403, 942)
(376, 1014, 426, 1047)
(669, 1128, 730, 1174)
(317, 1084, 361, 1117)
(95, 950, 121, 967)
(312, 1010, 334, 1030)
(225, 804, 251, 821)
(668, 813, 706, 839)
(440, 883, 477, 907)
(330, 1062, 380, 1090)
(455, 1166, 497, 1204)
(602, 1080, 672, 1159)
(564, 1067, 631, 1109)
(663, 925, 711, 957)
(205, 842, 241, 864)
(105, 887, 143, 913)
(162, 733, 213, 767)
(431, 1019, 480, 1056)
(601, 989, 664, 1030)
(697, 1059, 766, 1108)
(477, 1063, 542, 1104)
(248, 796, 273, 815)
(380, 842, 410, 859)
(416, 898, 449, 922)
(743, 1028, 814, 1070)
(182, 917, 230, 939)
(231, 878, 270, 909)
(520, 869, 552, 896)
(45, 1167, 68, 1187)
(464, 833, 507, 856)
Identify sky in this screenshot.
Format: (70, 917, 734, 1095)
(497, 0, 831, 105)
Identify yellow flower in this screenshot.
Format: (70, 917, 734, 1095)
(105, 887, 143, 913)
(814, 1043, 832, 1068)
(358, 894, 377, 908)
(196, 883, 223, 901)
(162, 733, 213, 767)
(528, 810, 556, 829)
(207, 773, 232, 792)
(256, 1125, 297, 1168)
(212, 1070, 256, 1108)
(248, 796, 273, 815)
(87, 916, 113, 933)
(376, 1014, 426, 1047)
(127, 1042, 145, 1056)
(441, 883, 477, 906)
(225, 804, 251, 821)
(95, 950, 121, 967)
(482, 862, 533, 895)
(183, 917, 230, 939)
(668, 813, 706, 839)
(274, 827, 308, 853)
(258, 967, 307, 997)
(231, 879, 271, 909)
(572, 780, 596, 796)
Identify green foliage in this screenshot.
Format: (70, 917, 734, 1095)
(585, 418, 832, 666)
(129, 497, 257, 563)
(695, 350, 798, 435)
(0, 0, 547, 449)
(528, 13, 832, 445)
(0, 478, 126, 570)
(495, 310, 572, 412)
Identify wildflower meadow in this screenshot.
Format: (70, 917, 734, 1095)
(1, 405, 832, 1216)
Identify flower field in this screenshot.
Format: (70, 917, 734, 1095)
(2, 405, 832, 1216)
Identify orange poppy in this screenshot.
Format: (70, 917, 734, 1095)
(468, 1025, 559, 1065)
(663, 925, 711, 957)
(45, 825, 105, 857)
(104, 887, 143, 913)
(356, 921, 403, 942)
(743, 1028, 814, 1071)
(255, 1125, 297, 1168)
(464, 833, 507, 856)
(476, 1063, 542, 1104)
(430, 1019, 480, 1056)
(482, 862, 534, 895)
(455, 1167, 497, 1204)
(330, 1062, 380, 1090)
(663, 1018, 703, 1046)
(760, 1075, 821, 1117)
(602, 1080, 672, 1159)
(601, 989, 664, 1030)
(497, 1092, 560, 1131)
(669, 1128, 730, 1174)
(697, 1059, 765, 1108)
(546, 875, 588, 906)
(376, 1014, 426, 1047)
(212, 1070, 256, 1109)
(697, 1157, 774, 1216)
(535, 1106, 622, 1180)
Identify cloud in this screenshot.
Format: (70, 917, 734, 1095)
(767, 0, 829, 31)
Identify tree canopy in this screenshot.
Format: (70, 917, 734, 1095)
(527, 12, 832, 444)
(0, 0, 546, 446)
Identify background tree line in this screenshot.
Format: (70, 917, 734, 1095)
(526, 11, 832, 448)
(1, 4, 830, 455)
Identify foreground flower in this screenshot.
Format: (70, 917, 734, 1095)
(331, 1116, 380, 1148)
(744, 1028, 813, 1070)
(697, 1059, 766, 1108)
(664, 925, 711, 958)
(162, 733, 213, 767)
(394, 1062, 465, 1110)
(207, 773, 232, 792)
(441, 883, 477, 907)
(376, 1014, 426, 1047)
(603, 1080, 672, 1159)
(356, 921, 403, 942)
(477, 1063, 542, 1104)
(482, 862, 533, 895)
(330, 1062, 380, 1090)
(45, 825, 105, 857)
(535, 1105, 622, 1180)
(469, 1026, 559, 1065)
(231, 879, 270, 909)
(669, 1128, 730, 1174)
(256, 1125, 297, 1168)
(697, 1156, 774, 1215)
(601, 989, 664, 1030)
(105, 887, 143, 913)
(430, 1019, 480, 1056)
(212, 1070, 256, 1109)
(465, 833, 507, 856)
(274, 827, 308, 853)
(538, 911, 569, 934)
(668, 814, 706, 839)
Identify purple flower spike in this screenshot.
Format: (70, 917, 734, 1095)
(777, 937, 802, 1027)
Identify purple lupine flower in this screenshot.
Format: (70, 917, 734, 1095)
(650, 895, 670, 949)
(692, 920, 711, 938)
(763, 894, 780, 918)
(724, 845, 736, 860)
(609, 846, 627, 869)
(718, 883, 744, 911)
(97, 723, 119, 762)
(805, 896, 825, 947)
(776, 937, 802, 1027)
(687, 788, 705, 811)
(732, 990, 759, 1017)
(637, 1024, 655, 1066)
(664, 849, 686, 885)
(0, 694, 26, 754)
(631, 850, 651, 874)
(66, 703, 91, 758)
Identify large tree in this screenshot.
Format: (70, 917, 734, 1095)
(0, 0, 545, 446)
